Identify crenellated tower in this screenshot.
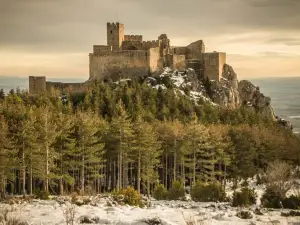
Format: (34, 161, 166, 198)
(107, 22, 124, 51)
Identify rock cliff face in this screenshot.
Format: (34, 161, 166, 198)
(209, 64, 276, 120)
(211, 64, 240, 108)
(146, 66, 292, 130)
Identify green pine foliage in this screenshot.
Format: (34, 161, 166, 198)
(0, 79, 299, 197)
(153, 184, 168, 200)
(191, 181, 227, 202)
(232, 187, 257, 207)
(167, 180, 185, 200)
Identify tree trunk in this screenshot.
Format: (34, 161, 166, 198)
(0, 174, 5, 199)
(29, 163, 33, 195)
(137, 149, 141, 193)
(173, 139, 176, 181)
(45, 143, 49, 192)
(81, 154, 85, 193)
(193, 147, 196, 185)
(165, 154, 168, 188)
(21, 150, 26, 195)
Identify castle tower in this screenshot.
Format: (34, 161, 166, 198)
(107, 22, 124, 51)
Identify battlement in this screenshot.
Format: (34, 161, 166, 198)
(141, 40, 160, 49)
(93, 45, 112, 55)
(107, 22, 123, 28)
(122, 40, 160, 50)
(124, 35, 143, 42)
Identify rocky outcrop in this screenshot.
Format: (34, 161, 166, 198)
(238, 80, 275, 120)
(146, 66, 293, 130)
(211, 64, 240, 108)
(210, 64, 294, 129)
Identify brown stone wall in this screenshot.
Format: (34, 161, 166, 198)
(218, 52, 226, 80)
(200, 52, 226, 81)
(148, 47, 161, 73)
(122, 40, 160, 51)
(29, 76, 46, 94)
(124, 35, 143, 41)
(186, 40, 205, 59)
(186, 59, 203, 78)
(89, 50, 149, 80)
(173, 47, 186, 55)
(172, 54, 186, 70)
(107, 22, 124, 51)
(122, 41, 143, 50)
(93, 45, 112, 55)
(46, 82, 87, 93)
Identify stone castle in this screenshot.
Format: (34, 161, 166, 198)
(29, 22, 226, 94)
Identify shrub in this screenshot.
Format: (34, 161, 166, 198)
(167, 181, 185, 200)
(281, 210, 300, 217)
(114, 186, 143, 206)
(191, 181, 226, 202)
(261, 188, 283, 209)
(141, 217, 163, 225)
(232, 187, 257, 207)
(236, 210, 253, 219)
(35, 189, 50, 200)
(153, 184, 168, 200)
(254, 207, 264, 215)
(282, 195, 300, 209)
(70, 192, 78, 203)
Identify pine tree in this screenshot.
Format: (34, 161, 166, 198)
(0, 117, 15, 199)
(133, 119, 161, 195)
(106, 100, 134, 189)
(35, 106, 59, 192)
(72, 111, 105, 194)
(184, 115, 210, 185)
(53, 113, 75, 195)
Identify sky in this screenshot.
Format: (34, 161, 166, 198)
(1, 0, 300, 79)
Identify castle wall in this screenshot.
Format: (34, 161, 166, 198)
(142, 40, 160, 50)
(172, 54, 186, 70)
(29, 76, 46, 94)
(124, 35, 143, 42)
(89, 50, 149, 80)
(46, 82, 87, 93)
(186, 59, 203, 79)
(122, 40, 160, 51)
(93, 45, 112, 55)
(148, 47, 161, 73)
(122, 41, 143, 50)
(186, 40, 205, 59)
(200, 52, 226, 81)
(173, 47, 186, 55)
(219, 53, 226, 80)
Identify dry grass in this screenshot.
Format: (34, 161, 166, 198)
(62, 203, 76, 225)
(0, 205, 28, 225)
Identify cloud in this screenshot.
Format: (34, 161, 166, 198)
(0, 0, 300, 78)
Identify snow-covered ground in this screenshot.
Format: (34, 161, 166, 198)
(1, 196, 300, 225)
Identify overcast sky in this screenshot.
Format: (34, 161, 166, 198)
(1, 0, 300, 79)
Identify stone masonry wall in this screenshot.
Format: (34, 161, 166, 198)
(93, 45, 112, 55)
(201, 52, 226, 81)
(89, 50, 149, 80)
(29, 76, 46, 94)
(172, 54, 186, 70)
(122, 40, 160, 51)
(148, 47, 161, 73)
(46, 82, 87, 93)
(186, 40, 205, 59)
